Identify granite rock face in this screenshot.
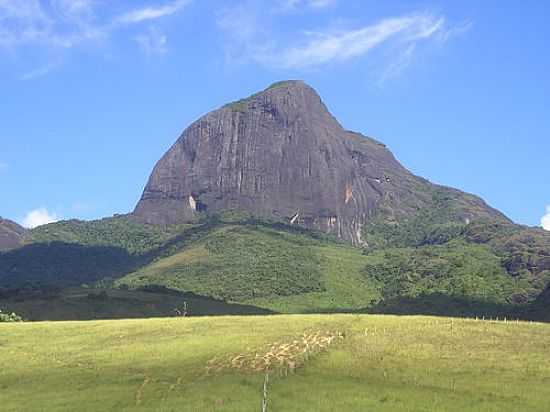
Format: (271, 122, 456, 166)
(0, 218, 25, 251)
(134, 81, 507, 245)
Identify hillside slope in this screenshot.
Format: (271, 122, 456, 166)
(0, 218, 25, 251)
(116, 222, 379, 313)
(2, 315, 550, 411)
(115, 219, 548, 317)
(0, 212, 548, 320)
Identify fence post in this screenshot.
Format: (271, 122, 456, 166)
(262, 373, 269, 412)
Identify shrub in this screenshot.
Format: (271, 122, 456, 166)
(0, 309, 23, 322)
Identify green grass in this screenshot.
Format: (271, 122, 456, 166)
(1, 314, 550, 411)
(247, 245, 378, 313)
(117, 225, 329, 302)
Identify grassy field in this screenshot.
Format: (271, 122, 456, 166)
(2, 314, 550, 411)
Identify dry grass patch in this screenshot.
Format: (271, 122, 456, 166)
(207, 330, 344, 376)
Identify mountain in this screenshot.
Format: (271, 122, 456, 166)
(0, 218, 25, 251)
(0, 81, 548, 321)
(133, 80, 507, 245)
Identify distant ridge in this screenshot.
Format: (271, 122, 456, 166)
(0, 218, 25, 251)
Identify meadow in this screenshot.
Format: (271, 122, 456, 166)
(1, 314, 550, 411)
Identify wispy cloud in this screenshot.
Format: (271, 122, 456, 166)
(135, 27, 168, 55)
(264, 14, 446, 69)
(115, 0, 191, 24)
(0, 0, 48, 23)
(542, 206, 550, 231)
(51, 0, 97, 24)
(438, 19, 473, 43)
(216, 2, 271, 66)
(0, 0, 105, 49)
(22, 207, 59, 229)
(378, 43, 417, 85)
(0, 0, 193, 76)
(218, 8, 469, 82)
(0, 161, 7, 173)
(20, 61, 61, 80)
(277, 0, 336, 12)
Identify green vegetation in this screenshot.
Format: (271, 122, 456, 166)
(1, 314, 550, 411)
(223, 80, 301, 112)
(266, 80, 302, 90)
(363, 188, 550, 309)
(1, 207, 548, 320)
(25, 216, 186, 255)
(464, 220, 550, 296)
(0, 308, 23, 322)
(364, 188, 474, 249)
(247, 245, 378, 313)
(0, 287, 271, 321)
(363, 240, 529, 304)
(0, 216, 199, 288)
(115, 214, 547, 317)
(0, 242, 138, 287)
(118, 225, 326, 301)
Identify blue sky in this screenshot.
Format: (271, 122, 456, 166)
(0, 0, 549, 229)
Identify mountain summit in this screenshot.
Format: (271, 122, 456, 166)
(133, 80, 506, 244)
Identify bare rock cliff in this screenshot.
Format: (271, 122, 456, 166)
(133, 81, 507, 245)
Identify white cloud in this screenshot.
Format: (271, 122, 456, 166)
(216, 3, 271, 65)
(0, 0, 51, 48)
(52, 0, 96, 16)
(115, 0, 191, 24)
(308, 0, 336, 7)
(0, 0, 189, 49)
(0, 0, 48, 22)
(542, 206, 550, 231)
(278, 0, 336, 11)
(22, 208, 59, 229)
(0, 161, 7, 172)
(268, 14, 446, 69)
(0, 0, 104, 49)
(0, 0, 193, 76)
(217, 8, 466, 77)
(378, 43, 416, 85)
(20, 61, 61, 80)
(135, 27, 167, 55)
(438, 19, 473, 43)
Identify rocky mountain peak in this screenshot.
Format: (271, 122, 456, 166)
(133, 80, 507, 245)
(222, 80, 339, 129)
